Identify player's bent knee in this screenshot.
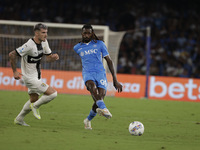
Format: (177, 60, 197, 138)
(50, 91, 57, 100)
(44, 91, 57, 103)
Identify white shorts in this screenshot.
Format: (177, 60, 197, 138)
(22, 76, 49, 95)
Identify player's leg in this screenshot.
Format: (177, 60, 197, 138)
(86, 80, 109, 113)
(86, 80, 106, 105)
(29, 93, 39, 103)
(29, 79, 57, 119)
(86, 102, 98, 121)
(29, 86, 57, 119)
(95, 72, 112, 118)
(29, 93, 41, 119)
(96, 88, 112, 119)
(83, 72, 109, 129)
(84, 102, 97, 130)
(83, 80, 101, 129)
(85, 72, 108, 109)
(33, 86, 57, 108)
(14, 99, 31, 126)
(14, 87, 35, 126)
(86, 80, 112, 118)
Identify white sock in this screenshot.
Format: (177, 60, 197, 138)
(33, 92, 57, 108)
(16, 100, 31, 121)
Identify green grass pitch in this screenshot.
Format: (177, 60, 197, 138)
(0, 90, 200, 150)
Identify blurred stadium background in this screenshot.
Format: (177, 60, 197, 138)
(1, 0, 200, 78)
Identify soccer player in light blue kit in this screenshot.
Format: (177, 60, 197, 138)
(74, 24, 123, 130)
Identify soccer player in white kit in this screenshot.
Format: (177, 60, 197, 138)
(9, 23, 59, 126)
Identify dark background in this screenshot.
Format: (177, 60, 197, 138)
(1, 0, 200, 78)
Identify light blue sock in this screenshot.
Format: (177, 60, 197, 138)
(96, 100, 106, 109)
(87, 109, 97, 121)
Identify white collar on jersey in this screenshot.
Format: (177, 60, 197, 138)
(84, 41, 91, 45)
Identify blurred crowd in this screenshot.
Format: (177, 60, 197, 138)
(116, 1, 200, 79)
(0, 0, 200, 78)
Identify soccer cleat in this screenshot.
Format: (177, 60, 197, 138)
(96, 108, 112, 119)
(30, 103, 41, 119)
(83, 118, 92, 130)
(14, 118, 30, 127)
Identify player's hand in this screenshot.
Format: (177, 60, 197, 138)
(51, 53, 59, 61)
(13, 71, 23, 80)
(114, 81, 123, 93)
(47, 53, 59, 62)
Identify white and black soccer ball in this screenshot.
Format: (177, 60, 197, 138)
(128, 121, 144, 136)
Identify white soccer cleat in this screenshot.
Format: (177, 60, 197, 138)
(14, 118, 30, 127)
(30, 103, 41, 120)
(83, 118, 92, 130)
(96, 108, 112, 119)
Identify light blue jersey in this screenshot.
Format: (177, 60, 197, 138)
(73, 40, 109, 73)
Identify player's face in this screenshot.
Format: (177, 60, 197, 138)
(82, 28, 93, 43)
(35, 28, 48, 42)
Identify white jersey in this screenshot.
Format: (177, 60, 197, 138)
(16, 38, 51, 79)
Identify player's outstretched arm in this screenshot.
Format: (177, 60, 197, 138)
(9, 50, 22, 80)
(46, 53, 59, 62)
(104, 55, 123, 93)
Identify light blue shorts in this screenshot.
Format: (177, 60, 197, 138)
(82, 72, 108, 90)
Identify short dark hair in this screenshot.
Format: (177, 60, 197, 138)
(33, 23, 48, 31)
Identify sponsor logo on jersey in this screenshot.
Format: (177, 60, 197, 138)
(27, 53, 43, 63)
(30, 57, 42, 62)
(84, 49, 97, 55)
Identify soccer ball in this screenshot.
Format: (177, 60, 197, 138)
(128, 121, 144, 136)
